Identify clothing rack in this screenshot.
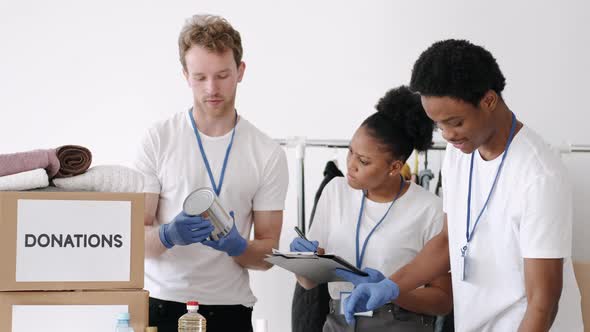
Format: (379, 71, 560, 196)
(276, 137, 590, 234)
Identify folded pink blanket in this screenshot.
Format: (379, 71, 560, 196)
(0, 149, 60, 177)
(53, 145, 92, 178)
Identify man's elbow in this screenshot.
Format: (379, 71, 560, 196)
(297, 278, 318, 290)
(427, 292, 453, 316)
(257, 260, 274, 271)
(527, 293, 561, 325)
(531, 285, 562, 311)
(439, 296, 454, 316)
(234, 255, 274, 271)
(550, 303, 559, 324)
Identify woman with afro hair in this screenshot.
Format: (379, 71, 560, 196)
(289, 86, 452, 332)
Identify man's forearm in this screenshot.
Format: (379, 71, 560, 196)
(394, 287, 453, 316)
(390, 232, 450, 293)
(144, 193, 167, 258)
(145, 224, 167, 258)
(233, 238, 277, 270)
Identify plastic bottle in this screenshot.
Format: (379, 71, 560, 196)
(178, 301, 207, 332)
(115, 312, 135, 332)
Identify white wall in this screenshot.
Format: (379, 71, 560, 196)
(1, 1, 589, 331)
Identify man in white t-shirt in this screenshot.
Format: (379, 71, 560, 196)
(343, 39, 584, 331)
(134, 14, 288, 332)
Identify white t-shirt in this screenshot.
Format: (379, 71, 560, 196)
(135, 110, 289, 306)
(442, 125, 583, 331)
(307, 177, 444, 299)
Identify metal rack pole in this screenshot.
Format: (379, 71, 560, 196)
(294, 138, 306, 234)
(277, 138, 590, 235)
(570, 144, 590, 153)
(276, 138, 447, 150)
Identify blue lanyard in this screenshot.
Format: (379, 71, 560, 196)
(355, 175, 405, 269)
(464, 112, 516, 249)
(188, 108, 237, 197)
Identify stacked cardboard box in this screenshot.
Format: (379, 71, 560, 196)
(0, 191, 147, 332)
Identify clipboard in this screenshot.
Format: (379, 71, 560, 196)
(265, 251, 368, 284)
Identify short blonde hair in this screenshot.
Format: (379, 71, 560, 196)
(178, 14, 243, 70)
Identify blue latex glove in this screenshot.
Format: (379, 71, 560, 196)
(289, 237, 319, 252)
(202, 212, 248, 256)
(159, 212, 214, 249)
(335, 267, 385, 286)
(344, 278, 400, 324)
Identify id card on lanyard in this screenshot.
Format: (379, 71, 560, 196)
(188, 108, 237, 197)
(461, 112, 516, 281)
(343, 175, 405, 312)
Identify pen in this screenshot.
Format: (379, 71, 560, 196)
(294, 226, 309, 241)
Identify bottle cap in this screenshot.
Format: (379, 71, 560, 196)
(118, 312, 130, 320)
(187, 301, 199, 306)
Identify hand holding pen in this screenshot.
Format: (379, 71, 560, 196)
(289, 226, 319, 252)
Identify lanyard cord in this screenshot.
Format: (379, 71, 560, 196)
(355, 174, 406, 268)
(465, 112, 517, 247)
(188, 108, 238, 196)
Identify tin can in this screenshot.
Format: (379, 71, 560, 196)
(183, 187, 233, 241)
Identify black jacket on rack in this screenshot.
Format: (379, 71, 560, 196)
(292, 160, 343, 332)
(308, 161, 344, 227)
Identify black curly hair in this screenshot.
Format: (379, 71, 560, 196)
(362, 86, 435, 162)
(410, 39, 506, 106)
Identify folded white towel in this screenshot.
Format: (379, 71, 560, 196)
(0, 168, 49, 191)
(52, 165, 145, 193)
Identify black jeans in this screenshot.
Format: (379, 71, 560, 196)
(149, 297, 254, 332)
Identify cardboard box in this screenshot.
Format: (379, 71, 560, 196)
(0, 290, 148, 332)
(0, 191, 144, 291)
(574, 262, 590, 331)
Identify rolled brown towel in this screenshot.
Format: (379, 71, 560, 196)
(54, 145, 92, 178)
